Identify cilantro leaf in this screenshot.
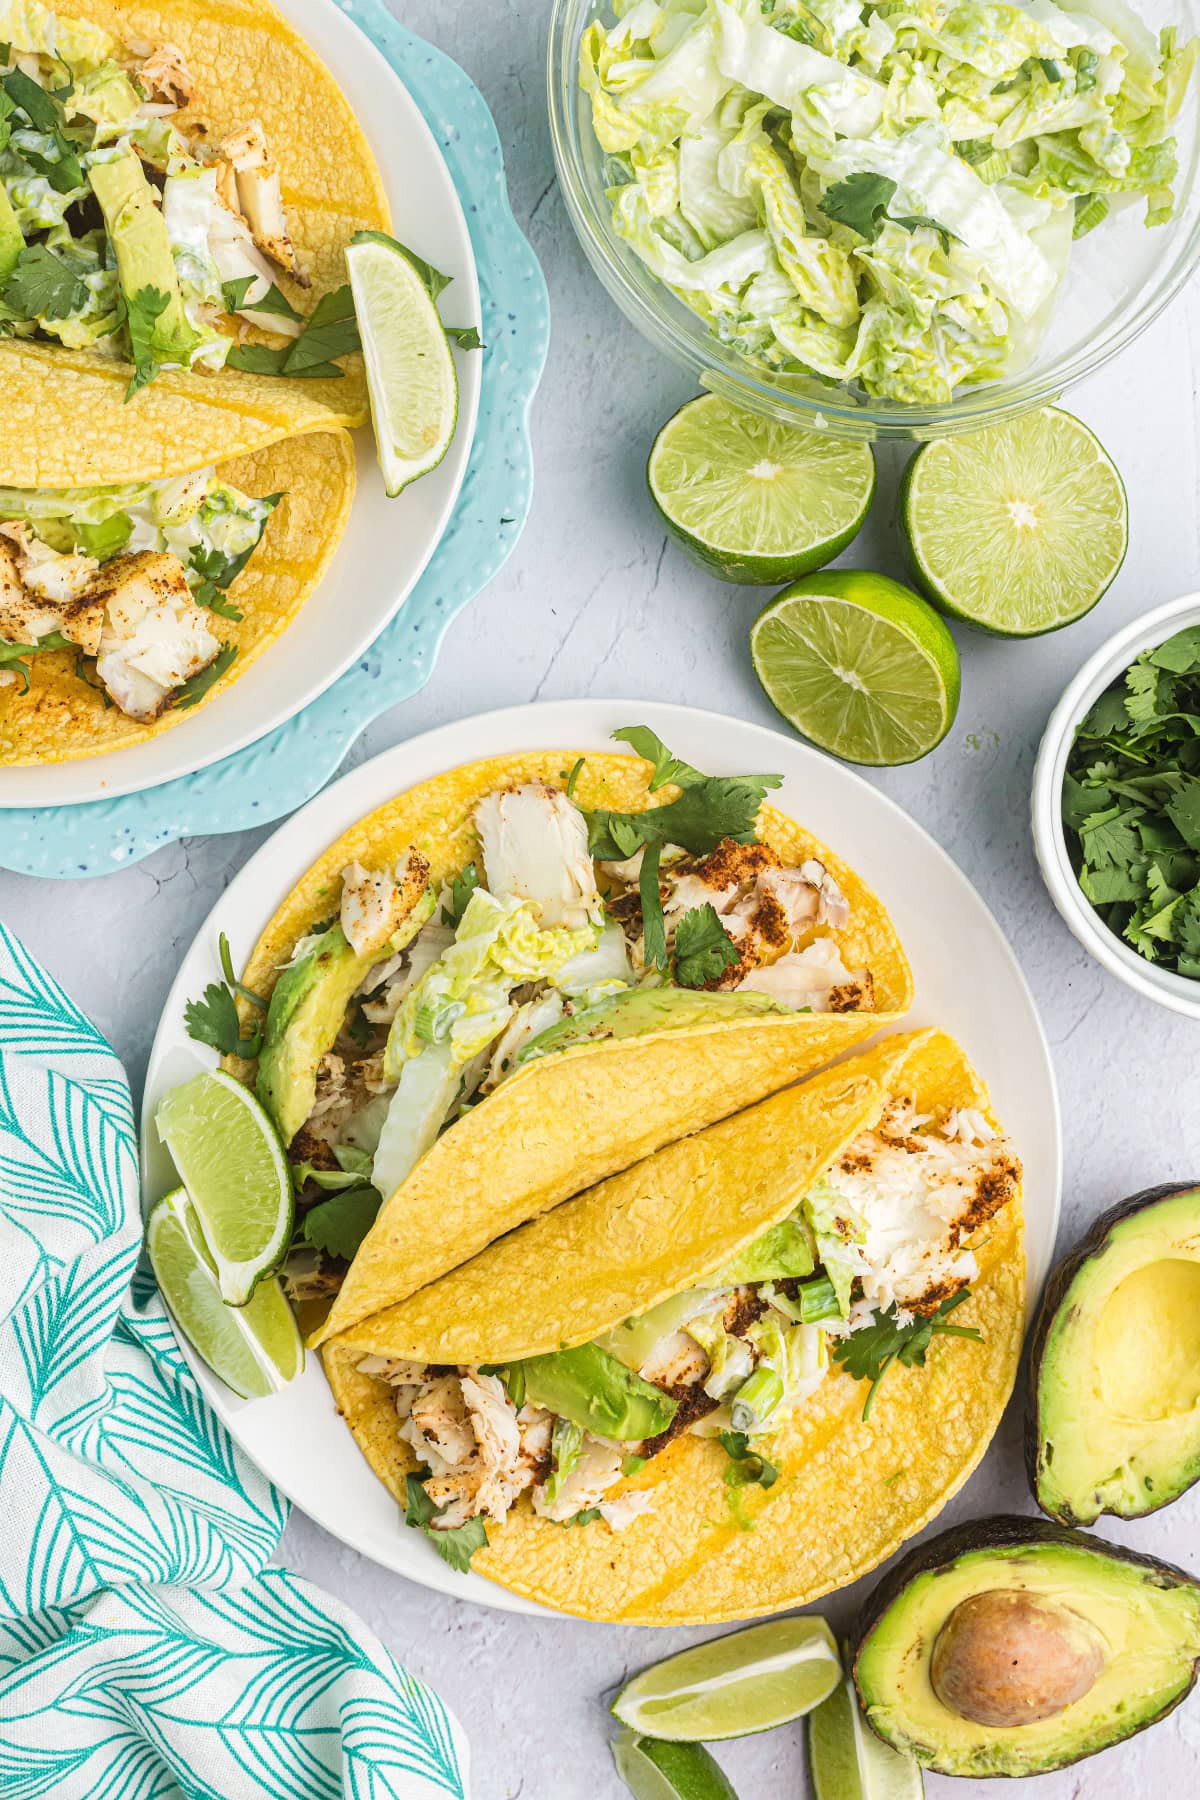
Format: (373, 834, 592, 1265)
(221, 277, 303, 321)
(613, 724, 705, 793)
(0, 632, 72, 693)
(830, 1292, 983, 1419)
(300, 1185, 382, 1260)
(821, 173, 952, 248)
(3, 244, 88, 322)
(1166, 780, 1200, 852)
(586, 771, 783, 861)
(441, 861, 479, 927)
(122, 285, 171, 399)
(404, 1472, 488, 1572)
(445, 324, 483, 350)
(226, 285, 359, 379)
(719, 1428, 779, 1491)
(2, 66, 63, 131)
(175, 644, 237, 710)
(674, 903, 740, 988)
(182, 932, 265, 1057)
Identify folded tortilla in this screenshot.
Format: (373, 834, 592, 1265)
(325, 1028, 1024, 1624)
(264, 749, 914, 1347)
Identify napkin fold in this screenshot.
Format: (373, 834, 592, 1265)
(0, 923, 469, 1799)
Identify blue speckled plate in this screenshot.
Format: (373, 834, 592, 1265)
(1, 0, 548, 880)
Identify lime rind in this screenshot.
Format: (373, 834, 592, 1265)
(345, 236, 459, 498)
(611, 1734, 737, 1800)
(648, 394, 874, 585)
(147, 1189, 303, 1399)
(612, 1615, 842, 1741)
(750, 570, 960, 767)
(155, 1069, 293, 1306)
(901, 407, 1128, 637)
(809, 1674, 924, 1800)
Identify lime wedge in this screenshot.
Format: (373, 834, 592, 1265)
(809, 1675, 924, 1800)
(750, 571, 960, 766)
(155, 1070, 292, 1305)
(612, 1616, 841, 1741)
(612, 1735, 737, 1800)
(147, 1189, 302, 1398)
(648, 394, 874, 584)
(345, 230, 458, 497)
(901, 408, 1127, 636)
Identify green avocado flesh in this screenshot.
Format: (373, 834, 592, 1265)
(517, 984, 788, 1064)
(256, 926, 372, 1148)
(520, 1344, 677, 1441)
(0, 184, 21, 284)
(1033, 1185, 1200, 1526)
(855, 1527, 1200, 1776)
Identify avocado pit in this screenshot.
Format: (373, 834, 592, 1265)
(930, 1589, 1106, 1727)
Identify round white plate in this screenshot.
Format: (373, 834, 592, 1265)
(142, 700, 1062, 1617)
(0, 0, 480, 810)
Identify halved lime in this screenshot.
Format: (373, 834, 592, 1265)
(612, 1734, 737, 1800)
(155, 1070, 293, 1305)
(809, 1675, 924, 1800)
(901, 408, 1127, 636)
(147, 1189, 303, 1398)
(648, 393, 875, 584)
(750, 571, 960, 766)
(612, 1615, 841, 1741)
(345, 230, 458, 497)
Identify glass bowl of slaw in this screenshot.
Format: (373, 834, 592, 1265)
(547, 0, 1200, 439)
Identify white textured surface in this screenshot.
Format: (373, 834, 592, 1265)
(4, 0, 1200, 1791)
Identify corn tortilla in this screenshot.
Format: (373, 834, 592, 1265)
(325, 1029, 1025, 1624)
(252, 749, 914, 1346)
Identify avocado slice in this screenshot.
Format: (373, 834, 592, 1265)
(1028, 1181, 1200, 1526)
(256, 925, 373, 1149)
(0, 183, 22, 287)
(520, 1343, 677, 1441)
(88, 148, 200, 367)
(516, 984, 788, 1066)
(852, 1515, 1200, 1777)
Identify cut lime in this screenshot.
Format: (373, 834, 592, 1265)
(750, 571, 960, 766)
(345, 230, 458, 497)
(612, 1735, 737, 1800)
(901, 408, 1127, 636)
(155, 1070, 293, 1305)
(612, 1615, 841, 1741)
(809, 1675, 924, 1800)
(147, 1189, 303, 1398)
(648, 394, 875, 584)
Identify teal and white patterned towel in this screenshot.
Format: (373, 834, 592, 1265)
(0, 923, 469, 1800)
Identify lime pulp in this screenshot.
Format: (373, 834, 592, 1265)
(809, 1674, 924, 1800)
(611, 1734, 737, 1800)
(612, 1615, 841, 1741)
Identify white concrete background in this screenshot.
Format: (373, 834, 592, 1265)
(4, 1, 1200, 1794)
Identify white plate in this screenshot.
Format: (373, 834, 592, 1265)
(141, 700, 1062, 1617)
(0, 0, 480, 810)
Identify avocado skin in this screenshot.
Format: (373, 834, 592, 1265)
(1025, 1181, 1200, 1525)
(852, 1514, 1200, 1775)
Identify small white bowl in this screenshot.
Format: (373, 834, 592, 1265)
(1032, 592, 1200, 1021)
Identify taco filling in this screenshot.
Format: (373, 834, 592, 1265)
(0, 0, 318, 391)
(0, 471, 275, 717)
(264, 750, 881, 1304)
(358, 1095, 1020, 1548)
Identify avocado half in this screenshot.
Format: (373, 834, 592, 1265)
(852, 1515, 1200, 1777)
(1027, 1182, 1200, 1526)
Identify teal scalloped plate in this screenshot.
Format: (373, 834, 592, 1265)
(0, 0, 548, 880)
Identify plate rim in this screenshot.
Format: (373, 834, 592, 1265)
(141, 697, 1063, 1617)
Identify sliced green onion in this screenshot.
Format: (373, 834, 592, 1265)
(1074, 193, 1109, 239)
(797, 1273, 843, 1324)
(730, 1365, 784, 1433)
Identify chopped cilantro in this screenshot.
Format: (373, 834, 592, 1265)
(188, 496, 279, 622)
(564, 755, 585, 799)
(226, 283, 360, 380)
(821, 172, 953, 249)
(719, 1428, 779, 1495)
(0, 631, 71, 694)
(674, 903, 740, 988)
(613, 724, 703, 793)
(831, 1291, 983, 1420)
(175, 644, 237, 711)
(405, 1472, 488, 1572)
(441, 861, 479, 927)
(300, 1185, 381, 1261)
(561, 1507, 603, 1527)
(3, 245, 88, 322)
(1063, 625, 1200, 978)
(182, 931, 266, 1058)
(122, 286, 171, 399)
(2, 65, 64, 131)
(445, 324, 483, 350)
(220, 276, 303, 321)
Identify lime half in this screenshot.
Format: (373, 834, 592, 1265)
(648, 393, 875, 584)
(612, 1615, 841, 1742)
(155, 1070, 293, 1305)
(612, 1735, 736, 1800)
(345, 231, 458, 497)
(750, 571, 960, 766)
(147, 1189, 302, 1398)
(901, 408, 1127, 636)
(809, 1675, 924, 1800)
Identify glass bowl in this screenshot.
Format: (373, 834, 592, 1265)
(547, 0, 1200, 440)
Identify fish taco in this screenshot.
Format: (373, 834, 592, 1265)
(324, 1028, 1024, 1624)
(219, 727, 913, 1343)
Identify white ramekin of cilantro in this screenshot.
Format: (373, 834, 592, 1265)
(1033, 592, 1200, 1020)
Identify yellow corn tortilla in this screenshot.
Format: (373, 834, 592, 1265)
(256, 749, 913, 1346)
(0, 0, 391, 447)
(325, 1028, 1025, 1625)
(0, 427, 355, 765)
